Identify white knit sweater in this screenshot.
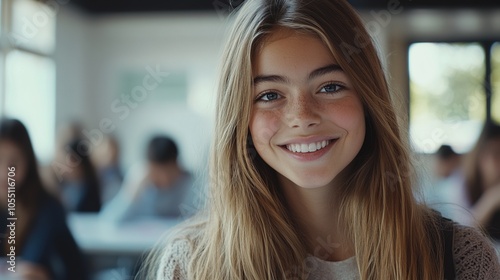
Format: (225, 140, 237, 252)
(157, 224, 500, 279)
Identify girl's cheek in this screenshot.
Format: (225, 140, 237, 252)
(250, 110, 281, 145)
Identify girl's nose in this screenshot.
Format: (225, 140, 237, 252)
(285, 94, 321, 129)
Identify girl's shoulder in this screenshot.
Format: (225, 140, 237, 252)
(157, 236, 193, 280)
(155, 218, 206, 280)
(452, 223, 500, 279)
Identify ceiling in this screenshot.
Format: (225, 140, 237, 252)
(68, 0, 500, 14)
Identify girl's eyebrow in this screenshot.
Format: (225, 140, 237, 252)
(308, 64, 343, 80)
(253, 64, 343, 86)
(253, 74, 289, 86)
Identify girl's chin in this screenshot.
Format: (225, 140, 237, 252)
(286, 176, 336, 189)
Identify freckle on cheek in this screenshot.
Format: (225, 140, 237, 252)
(333, 106, 359, 125)
(252, 113, 279, 143)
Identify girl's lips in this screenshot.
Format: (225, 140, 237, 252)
(280, 139, 337, 161)
(286, 140, 331, 153)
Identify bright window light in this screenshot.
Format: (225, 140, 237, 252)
(409, 42, 486, 153)
(5, 50, 55, 163)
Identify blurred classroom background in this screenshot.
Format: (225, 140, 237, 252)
(0, 0, 499, 279)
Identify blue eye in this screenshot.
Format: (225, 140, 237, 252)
(257, 92, 280, 102)
(319, 83, 343, 93)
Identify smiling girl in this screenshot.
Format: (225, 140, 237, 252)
(147, 0, 500, 279)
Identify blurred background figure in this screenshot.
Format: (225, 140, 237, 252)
(101, 135, 198, 223)
(91, 135, 124, 205)
(41, 121, 86, 196)
(56, 138, 102, 213)
(465, 123, 500, 240)
(42, 121, 102, 213)
(0, 118, 88, 280)
(435, 145, 462, 179)
(426, 144, 467, 221)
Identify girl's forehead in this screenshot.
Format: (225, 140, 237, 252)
(254, 27, 319, 52)
(252, 30, 337, 75)
(252, 27, 340, 66)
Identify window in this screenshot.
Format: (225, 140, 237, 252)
(0, 0, 56, 163)
(409, 41, 498, 153)
(5, 50, 55, 162)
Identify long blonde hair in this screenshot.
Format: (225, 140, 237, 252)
(145, 0, 444, 279)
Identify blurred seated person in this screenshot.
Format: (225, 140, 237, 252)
(101, 136, 197, 223)
(0, 118, 88, 280)
(427, 145, 467, 221)
(435, 144, 462, 179)
(91, 135, 123, 204)
(40, 121, 85, 195)
(57, 139, 102, 213)
(465, 122, 500, 239)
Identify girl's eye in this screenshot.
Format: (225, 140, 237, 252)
(319, 83, 343, 93)
(257, 92, 280, 102)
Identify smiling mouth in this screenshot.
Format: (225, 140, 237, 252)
(285, 140, 334, 153)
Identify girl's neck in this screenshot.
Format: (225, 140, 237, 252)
(279, 176, 354, 261)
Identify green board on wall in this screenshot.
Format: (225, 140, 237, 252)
(118, 69, 187, 103)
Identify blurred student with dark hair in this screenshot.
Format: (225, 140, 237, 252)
(43, 121, 102, 213)
(58, 139, 102, 213)
(435, 145, 462, 179)
(146, 136, 181, 189)
(465, 122, 500, 239)
(0, 118, 88, 280)
(92, 135, 123, 204)
(101, 135, 198, 222)
(427, 144, 467, 222)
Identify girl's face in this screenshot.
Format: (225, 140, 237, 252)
(249, 30, 365, 189)
(479, 137, 500, 189)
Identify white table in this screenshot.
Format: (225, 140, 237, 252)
(68, 213, 181, 256)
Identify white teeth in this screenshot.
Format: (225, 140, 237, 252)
(308, 143, 316, 152)
(301, 143, 308, 152)
(286, 140, 331, 153)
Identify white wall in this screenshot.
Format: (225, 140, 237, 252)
(55, 6, 90, 130)
(55, 9, 227, 173)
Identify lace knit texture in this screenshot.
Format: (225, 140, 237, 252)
(158, 239, 191, 280)
(157, 224, 500, 279)
(452, 225, 500, 279)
